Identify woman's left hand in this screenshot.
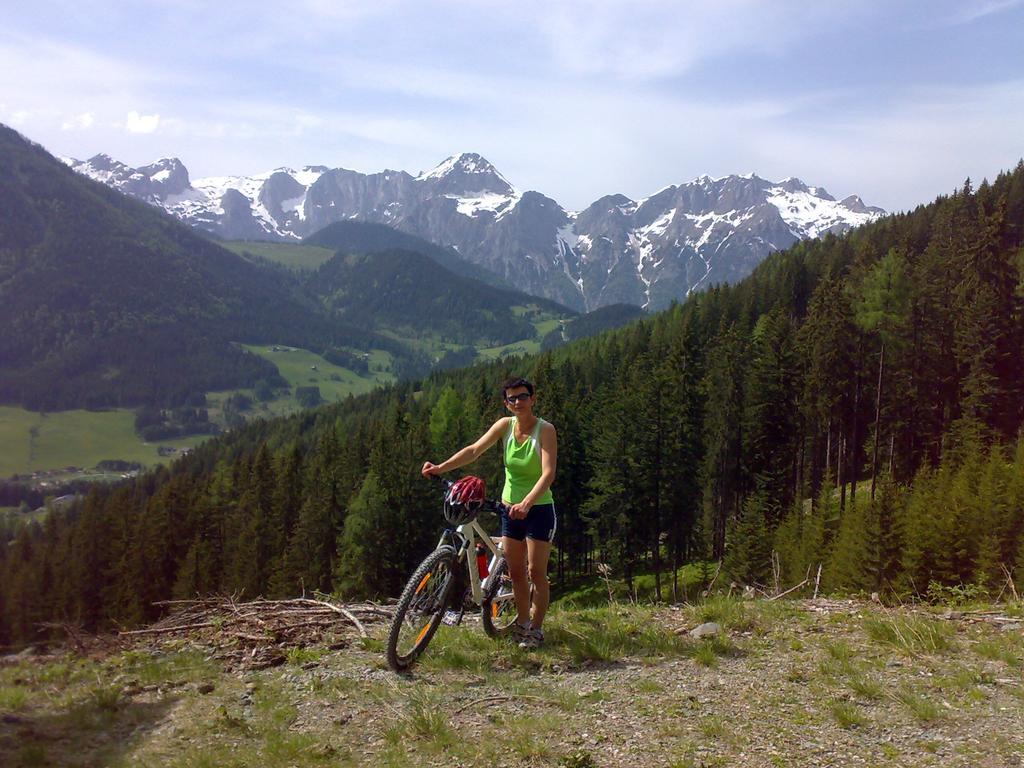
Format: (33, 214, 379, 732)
(509, 501, 532, 520)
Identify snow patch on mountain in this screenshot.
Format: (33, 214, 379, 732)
(767, 184, 877, 239)
(448, 190, 521, 218)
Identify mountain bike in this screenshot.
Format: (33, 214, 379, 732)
(385, 478, 524, 671)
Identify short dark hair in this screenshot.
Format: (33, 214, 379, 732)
(501, 377, 534, 399)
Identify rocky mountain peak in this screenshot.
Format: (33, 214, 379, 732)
(775, 176, 811, 194)
(85, 152, 119, 169)
(418, 152, 513, 196)
(138, 157, 191, 195)
(839, 194, 884, 214)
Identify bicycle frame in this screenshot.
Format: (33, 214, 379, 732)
(441, 517, 504, 606)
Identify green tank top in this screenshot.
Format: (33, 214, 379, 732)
(502, 417, 554, 505)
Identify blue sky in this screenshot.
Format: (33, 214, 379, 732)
(3, 0, 1023, 212)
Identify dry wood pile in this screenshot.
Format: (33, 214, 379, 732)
(119, 596, 394, 670)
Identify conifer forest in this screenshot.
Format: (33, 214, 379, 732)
(3, 163, 1024, 647)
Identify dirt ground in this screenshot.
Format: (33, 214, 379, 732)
(1, 598, 1022, 767)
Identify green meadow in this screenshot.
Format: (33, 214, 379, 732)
(0, 407, 202, 478)
(240, 344, 394, 403)
(0, 345, 394, 478)
(221, 240, 336, 270)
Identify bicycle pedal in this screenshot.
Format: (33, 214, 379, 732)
(442, 609, 464, 626)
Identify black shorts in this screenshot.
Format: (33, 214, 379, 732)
(500, 502, 557, 542)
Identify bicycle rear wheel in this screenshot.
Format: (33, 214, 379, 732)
(386, 545, 457, 671)
(481, 557, 521, 638)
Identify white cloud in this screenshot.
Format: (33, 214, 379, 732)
(61, 112, 94, 130)
(125, 111, 160, 134)
(527, 0, 863, 80)
(10, 110, 30, 125)
(942, 0, 1024, 25)
(748, 79, 1024, 212)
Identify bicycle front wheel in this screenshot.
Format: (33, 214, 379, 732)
(386, 545, 457, 671)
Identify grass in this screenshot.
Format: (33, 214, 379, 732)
(0, 406, 203, 477)
(829, 699, 867, 729)
(554, 604, 693, 663)
(240, 344, 393, 404)
(691, 643, 720, 668)
(557, 562, 710, 607)
(863, 614, 955, 655)
(285, 647, 326, 666)
(846, 674, 885, 701)
(823, 638, 855, 663)
(117, 650, 219, 686)
(698, 715, 731, 739)
(420, 603, 695, 672)
(404, 689, 454, 748)
(476, 338, 543, 360)
(896, 686, 942, 722)
(221, 241, 337, 271)
(690, 594, 796, 635)
(0, 684, 29, 711)
(974, 635, 1023, 667)
(17, 745, 48, 767)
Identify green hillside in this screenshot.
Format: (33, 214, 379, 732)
(311, 249, 574, 346)
(304, 219, 513, 289)
(0, 125, 392, 411)
(541, 303, 645, 351)
(221, 240, 337, 270)
(0, 125, 582, 475)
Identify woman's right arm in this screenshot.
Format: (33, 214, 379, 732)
(422, 418, 509, 477)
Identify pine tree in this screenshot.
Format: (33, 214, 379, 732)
(581, 376, 640, 592)
(797, 276, 856, 501)
(743, 308, 798, 517)
(826, 499, 870, 593)
(278, 431, 343, 595)
(954, 200, 1021, 438)
(334, 470, 393, 597)
(428, 384, 467, 458)
(659, 314, 704, 600)
(726, 492, 773, 586)
(701, 324, 746, 559)
(852, 248, 912, 496)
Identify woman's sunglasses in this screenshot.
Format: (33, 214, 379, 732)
(505, 393, 532, 404)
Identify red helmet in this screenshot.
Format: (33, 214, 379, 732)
(444, 476, 485, 525)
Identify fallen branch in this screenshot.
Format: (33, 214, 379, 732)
(1000, 563, 1019, 602)
(702, 560, 723, 597)
(120, 621, 216, 636)
(768, 577, 810, 602)
(453, 693, 552, 715)
(112, 595, 392, 670)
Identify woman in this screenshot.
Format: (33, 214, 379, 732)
(421, 377, 557, 649)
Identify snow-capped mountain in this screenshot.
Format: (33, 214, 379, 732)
(65, 152, 884, 311)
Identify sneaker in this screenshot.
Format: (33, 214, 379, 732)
(511, 621, 531, 641)
(518, 627, 544, 649)
(442, 608, 464, 626)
